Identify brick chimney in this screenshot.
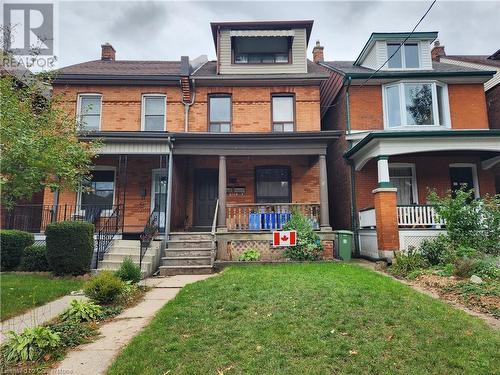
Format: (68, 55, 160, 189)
(312, 40, 324, 63)
(101, 43, 116, 61)
(431, 40, 445, 61)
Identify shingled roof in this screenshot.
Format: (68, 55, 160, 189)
(443, 55, 500, 69)
(56, 60, 183, 76)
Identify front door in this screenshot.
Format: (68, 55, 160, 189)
(194, 169, 218, 228)
(450, 165, 476, 199)
(151, 169, 168, 231)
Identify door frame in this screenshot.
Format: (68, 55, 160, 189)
(193, 168, 218, 228)
(449, 163, 480, 198)
(150, 168, 168, 213)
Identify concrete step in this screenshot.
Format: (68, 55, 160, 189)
(169, 233, 212, 241)
(162, 256, 211, 267)
(98, 259, 152, 273)
(159, 265, 213, 276)
(103, 252, 156, 262)
(167, 240, 213, 249)
(165, 248, 212, 257)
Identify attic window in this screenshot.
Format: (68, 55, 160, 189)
(387, 43, 420, 69)
(233, 36, 290, 64)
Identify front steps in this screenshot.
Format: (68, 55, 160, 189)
(160, 233, 214, 276)
(96, 239, 161, 277)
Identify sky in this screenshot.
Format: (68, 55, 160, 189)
(51, 0, 500, 67)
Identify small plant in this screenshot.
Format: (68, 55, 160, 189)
(118, 281, 142, 305)
(419, 235, 453, 266)
(472, 256, 499, 279)
(21, 245, 50, 272)
(61, 299, 102, 322)
(84, 271, 125, 305)
(2, 326, 61, 363)
(115, 258, 142, 284)
(453, 257, 477, 278)
(282, 210, 323, 261)
(389, 248, 429, 277)
(50, 320, 99, 348)
(239, 249, 261, 261)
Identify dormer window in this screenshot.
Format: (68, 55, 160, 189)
(233, 36, 290, 64)
(387, 43, 420, 69)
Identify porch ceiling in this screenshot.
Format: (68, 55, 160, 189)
(344, 130, 500, 170)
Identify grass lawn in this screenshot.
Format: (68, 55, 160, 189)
(108, 264, 500, 375)
(0, 273, 84, 320)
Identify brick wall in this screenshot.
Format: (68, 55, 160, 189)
(373, 190, 399, 251)
(448, 84, 489, 129)
(486, 84, 500, 129)
(348, 86, 384, 130)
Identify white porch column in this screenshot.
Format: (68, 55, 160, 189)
(319, 154, 331, 230)
(377, 155, 392, 188)
(217, 155, 227, 231)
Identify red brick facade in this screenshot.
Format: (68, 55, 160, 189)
(373, 189, 399, 251)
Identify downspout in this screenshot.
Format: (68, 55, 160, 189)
(162, 137, 174, 252)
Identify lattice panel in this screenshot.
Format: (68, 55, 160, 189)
(229, 240, 285, 261)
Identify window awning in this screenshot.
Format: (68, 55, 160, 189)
(229, 30, 295, 38)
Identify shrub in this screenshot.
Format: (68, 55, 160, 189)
(46, 221, 94, 275)
(453, 257, 477, 278)
(61, 299, 102, 322)
(419, 235, 453, 266)
(115, 258, 142, 284)
(119, 282, 142, 306)
(239, 249, 261, 261)
(2, 326, 61, 363)
(0, 230, 34, 271)
(84, 271, 125, 305)
(389, 248, 429, 277)
(21, 245, 50, 272)
(472, 256, 500, 279)
(50, 320, 98, 348)
(282, 210, 323, 261)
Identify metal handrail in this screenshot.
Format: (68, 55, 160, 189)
(210, 199, 219, 267)
(139, 210, 160, 270)
(95, 205, 122, 269)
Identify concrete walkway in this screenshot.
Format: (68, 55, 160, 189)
(0, 293, 86, 343)
(52, 274, 213, 375)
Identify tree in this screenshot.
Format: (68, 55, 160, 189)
(0, 73, 98, 207)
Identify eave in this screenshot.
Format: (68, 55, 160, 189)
(54, 74, 181, 86)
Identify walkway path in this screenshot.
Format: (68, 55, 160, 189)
(52, 274, 214, 375)
(0, 294, 87, 343)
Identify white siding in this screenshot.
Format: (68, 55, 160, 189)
(100, 142, 170, 155)
(360, 45, 378, 70)
(376, 41, 389, 69)
(440, 57, 500, 91)
(419, 41, 433, 70)
(361, 40, 433, 71)
(218, 28, 308, 74)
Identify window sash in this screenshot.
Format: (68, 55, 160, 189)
(387, 43, 420, 69)
(81, 170, 115, 208)
(209, 96, 231, 132)
(255, 167, 291, 203)
(143, 96, 166, 131)
(78, 95, 101, 130)
(272, 96, 294, 131)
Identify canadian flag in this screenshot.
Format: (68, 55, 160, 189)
(273, 230, 297, 247)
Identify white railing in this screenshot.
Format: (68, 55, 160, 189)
(226, 203, 320, 231)
(359, 208, 376, 228)
(397, 205, 445, 228)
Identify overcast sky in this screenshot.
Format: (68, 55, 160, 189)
(56, 0, 499, 67)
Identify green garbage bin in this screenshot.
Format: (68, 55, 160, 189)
(334, 230, 353, 261)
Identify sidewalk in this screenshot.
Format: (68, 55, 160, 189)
(52, 274, 214, 375)
(0, 294, 86, 343)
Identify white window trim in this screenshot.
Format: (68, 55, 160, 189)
(141, 94, 167, 131)
(76, 166, 117, 217)
(77, 93, 102, 131)
(449, 163, 480, 199)
(389, 163, 419, 204)
(150, 168, 168, 213)
(386, 42, 421, 70)
(382, 80, 451, 130)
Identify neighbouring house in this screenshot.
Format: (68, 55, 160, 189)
(319, 32, 500, 260)
(3, 20, 338, 275)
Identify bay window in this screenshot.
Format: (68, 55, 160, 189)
(383, 82, 449, 128)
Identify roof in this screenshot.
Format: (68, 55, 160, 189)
(56, 60, 183, 76)
(443, 54, 500, 69)
(354, 32, 438, 66)
(210, 20, 314, 47)
(193, 60, 329, 81)
(320, 60, 496, 79)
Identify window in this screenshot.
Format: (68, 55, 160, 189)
(78, 94, 101, 131)
(255, 167, 291, 203)
(233, 37, 290, 64)
(389, 164, 418, 205)
(272, 95, 294, 132)
(142, 95, 166, 131)
(384, 82, 449, 128)
(387, 43, 420, 69)
(209, 95, 231, 132)
(80, 170, 115, 209)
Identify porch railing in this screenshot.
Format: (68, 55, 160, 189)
(226, 203, 320, 231)
(95, 205, 122, 269)
(139, 211, 160, 270)
(2, 204, 123, 233)
(210, 199, 219, 267)
(397, 205, 445, 228)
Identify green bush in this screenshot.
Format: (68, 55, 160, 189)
(389, 248, 429, 277)
(115, 258, 142, 284)
(2, 326, 61, 363)
(50, 320, 98, 348)
(0, 230, 34, 271)
(45, 221, 94, 275)
(119, 282, 142, 306)
(61, 299, 102, 322)
(282, 210, 323, 261)
(419, 235, 453, 266)
(453, 257, 477, 278)
(472, 256, 500, 279)
(21, 245, 50, 272)
(84, 271, 125, 305)
(239, 249, 261, 261)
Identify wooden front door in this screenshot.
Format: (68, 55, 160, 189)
(194, 169, 218, 228)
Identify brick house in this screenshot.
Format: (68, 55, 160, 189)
(4, 20, 338, 275)
(318, 32, 500, 260)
